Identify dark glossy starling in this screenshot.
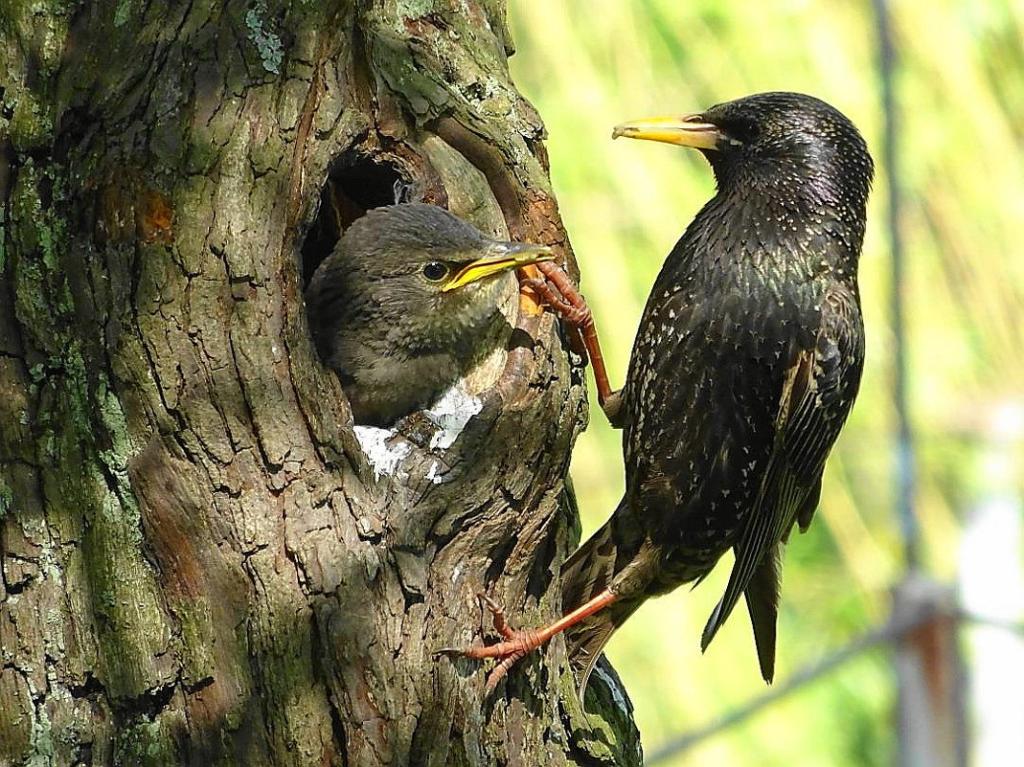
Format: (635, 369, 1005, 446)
(306, 203, 553, 426)
(451, 92, 873, 694)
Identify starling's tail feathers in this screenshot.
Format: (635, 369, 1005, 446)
(701, 542, 782, 683)
(742, 543, 782, 683)
(560, 513, 637, 699)
(564, 598, 640, 700)
(561, 518, 616, 610)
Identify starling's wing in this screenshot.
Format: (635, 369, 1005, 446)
(701, 288, 864, 678)
(698, 351, 814, 676)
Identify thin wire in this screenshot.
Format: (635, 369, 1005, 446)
(645, 611, 936, 764)
(959, 610, 1024, 638)
(644, 607, 1024, 763)
(872, 0, 919, 569)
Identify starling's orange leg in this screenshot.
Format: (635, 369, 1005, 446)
(442, 590, 619, 693)
(533, 263, 613, 405)
(529, 262, 625, 427)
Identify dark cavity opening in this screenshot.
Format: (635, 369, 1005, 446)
(301, 152, 413, 286)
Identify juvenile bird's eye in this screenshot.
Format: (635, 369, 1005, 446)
(422, 262, 449, 281)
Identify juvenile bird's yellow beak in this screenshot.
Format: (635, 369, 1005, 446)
(442, 243, 555, 292)
(612, 114, 723, 150)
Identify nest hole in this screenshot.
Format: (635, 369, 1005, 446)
(301, 152, 413, 286)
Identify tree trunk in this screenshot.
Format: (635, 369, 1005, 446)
(0, 2, 640, 765)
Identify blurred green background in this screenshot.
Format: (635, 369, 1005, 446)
(508, 1, 1024, 764)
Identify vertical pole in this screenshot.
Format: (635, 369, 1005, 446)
(872, 0, 919, 570)
(892, 576, 967, 767)
(871, 3, 966, 764)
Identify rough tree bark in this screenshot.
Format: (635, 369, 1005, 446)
(0, 2, 641, 765)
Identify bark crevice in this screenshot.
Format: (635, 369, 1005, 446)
(0, 2, 641, 765)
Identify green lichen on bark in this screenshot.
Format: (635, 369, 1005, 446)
(0, 1, 641, 764)
(246, 0, 286, 75)
(113, 715, 186, 767)
(0, 477, 12, 520)
(0, 0, 71, 152)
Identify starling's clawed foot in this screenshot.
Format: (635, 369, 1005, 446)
(438, 593, 545, 694)
(439, 589, 621, 694)
(528, 261, 621, 427)
(522, 276, 589, 357)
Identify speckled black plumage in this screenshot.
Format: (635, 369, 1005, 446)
(563, 93, 873, 689)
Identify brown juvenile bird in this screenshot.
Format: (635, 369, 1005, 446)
(306, 203, 553, 426)
(452, 92, 873, 694)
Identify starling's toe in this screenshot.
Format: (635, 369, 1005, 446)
(531, 262, 616, 413)
(485, 648, 528, 693)
(477, 592, 517, 639)
(436, 596, 550, 693)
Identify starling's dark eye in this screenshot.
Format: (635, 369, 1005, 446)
(723, 118, 760, 144)
(422, 262, 449, 282)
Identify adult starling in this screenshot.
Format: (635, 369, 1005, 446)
(306, 203, 554, 426)
(452, 92, 873, 694)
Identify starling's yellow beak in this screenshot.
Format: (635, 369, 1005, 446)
(612, 114, 723, 150)
(442, 243, 555, 292)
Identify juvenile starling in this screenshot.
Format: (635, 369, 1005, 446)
(451, 92, 873, 694)
(306, 203, 553, 426)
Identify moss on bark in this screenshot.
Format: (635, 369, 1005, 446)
(0, 2, 641, 764)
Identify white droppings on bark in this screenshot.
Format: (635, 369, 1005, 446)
(426, 461, 443, 484)
(353, 383, 482, 478)
(424, 382, 483, 451)
(353, 426, 412, 479)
